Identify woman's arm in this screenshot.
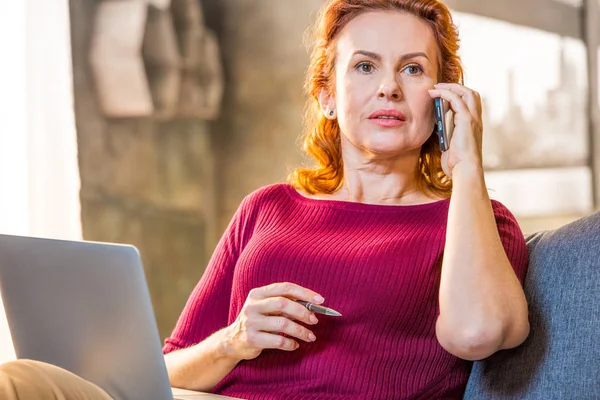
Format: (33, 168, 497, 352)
(428, 83, 529, 361)
(164, 328, 240, 392)
(436, 162, 529, 361)
(165, 282, 322, 391)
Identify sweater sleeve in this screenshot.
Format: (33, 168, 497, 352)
(162, 195, 256, 354)
(491, 200, 529, 285)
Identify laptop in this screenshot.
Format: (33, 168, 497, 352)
(0, 234, 241, 400)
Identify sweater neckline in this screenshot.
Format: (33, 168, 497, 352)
(282, 183, 450, 213)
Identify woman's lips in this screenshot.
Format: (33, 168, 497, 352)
(369, 117, 406, 127)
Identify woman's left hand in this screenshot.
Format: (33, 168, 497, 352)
(428, 83, 484, 178)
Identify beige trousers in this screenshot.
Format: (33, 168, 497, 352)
(0, 359, 114, 400)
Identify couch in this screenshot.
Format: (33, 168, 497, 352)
(463, 211, 600, 399)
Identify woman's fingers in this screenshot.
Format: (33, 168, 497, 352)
(247, 331, 299, 352)
(431, 83, 482, 117)
(259, 316, 317, 343)
(232, 282, 322, 359)
(428, 87, 471, 118)
(248, 282, 325, 304)
(258, 296, 319, 326)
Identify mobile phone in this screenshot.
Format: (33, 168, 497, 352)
(434, 97, 454, 152)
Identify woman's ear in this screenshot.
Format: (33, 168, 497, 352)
(318, 88, 336, 119)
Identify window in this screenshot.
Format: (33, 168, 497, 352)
(451, 9, 595, 217)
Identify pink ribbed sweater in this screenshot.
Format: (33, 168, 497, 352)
(163, 183, 528, 400)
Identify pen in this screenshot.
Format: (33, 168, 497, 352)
(295, 300, 342, 317)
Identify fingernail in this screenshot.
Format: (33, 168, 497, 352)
(308, 333, 316, 342)
(309, 314, 318, 324)
(314, 295, 325, 303)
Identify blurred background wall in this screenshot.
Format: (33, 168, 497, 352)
(69, 0, 222, 339)
(0, 0, 598, 343)
(202, 0, 324, 231)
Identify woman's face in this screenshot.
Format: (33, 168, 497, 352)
(326, 11, 440, 158)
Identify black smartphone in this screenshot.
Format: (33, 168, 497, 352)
(434, 97, 454, 152)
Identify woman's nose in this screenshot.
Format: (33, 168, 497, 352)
(377, 80, 402, 101)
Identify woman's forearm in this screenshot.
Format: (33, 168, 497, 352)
(436, 162, 529, 361)
(164, 327, 241, 392)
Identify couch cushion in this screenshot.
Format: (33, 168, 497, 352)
(463, 211, 600, 399)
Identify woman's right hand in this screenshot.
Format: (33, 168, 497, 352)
(223, 282, 323, 361)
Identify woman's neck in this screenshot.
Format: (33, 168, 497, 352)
(341, 173, 428, 205)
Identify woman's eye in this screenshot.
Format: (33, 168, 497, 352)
(404, 65, 423, 75)
(357, 63, 374, 73)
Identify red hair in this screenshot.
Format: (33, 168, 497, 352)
(288, 0, 463, 197)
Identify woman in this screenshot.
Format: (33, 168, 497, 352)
(0, 0, 529, 399)
(161, 0, 529, 398)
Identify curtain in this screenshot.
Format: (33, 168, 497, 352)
(0, 0, 81, 363)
